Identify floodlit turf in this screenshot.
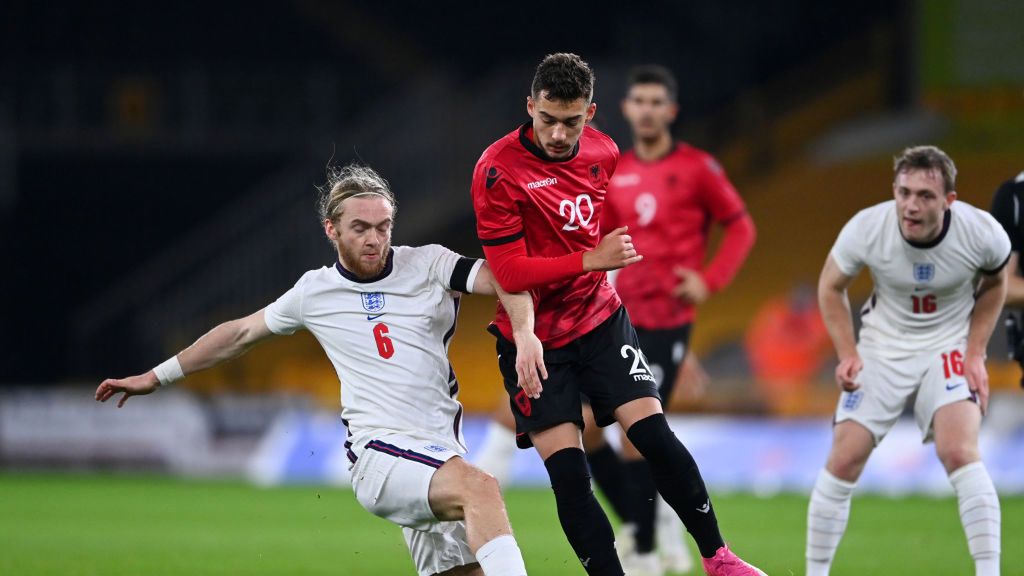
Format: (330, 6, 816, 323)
(1, 473, 1021, 575)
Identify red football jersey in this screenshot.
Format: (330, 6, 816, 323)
(603, 143, 750, 330)
(473, 123, 622, 348)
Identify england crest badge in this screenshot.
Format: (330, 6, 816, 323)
(842, 390, 863, 412)
(361, 292, 386, 312)
(912, 262, 935, 283)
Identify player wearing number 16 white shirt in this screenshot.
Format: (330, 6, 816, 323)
(806, 146, 1011, 576)
(95, 164, 543, 576)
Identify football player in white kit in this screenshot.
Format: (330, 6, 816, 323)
(806, 146, 1010, 576)
(95, 164, 543, 576)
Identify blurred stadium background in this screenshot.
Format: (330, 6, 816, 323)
(2, 1, 1023, 574)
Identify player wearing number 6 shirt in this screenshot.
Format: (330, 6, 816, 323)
(472, 53, 764, 576)
(806, 146, 1010, 576)
(95, 164, 541, 576)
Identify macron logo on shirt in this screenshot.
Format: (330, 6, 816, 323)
(527, 177, 557, 190)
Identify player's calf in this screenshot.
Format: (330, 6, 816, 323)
(543, 446, 624, 575)
(950, 462, 1001, 576)
(806, 469, 856, 576)
(624, 413, 725, 558)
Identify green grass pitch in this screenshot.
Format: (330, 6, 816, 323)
(1, 473, 1021, 575)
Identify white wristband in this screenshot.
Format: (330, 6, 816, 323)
(153, 356, 185, 387)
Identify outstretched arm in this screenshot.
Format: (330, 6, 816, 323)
(965, 267, 1008, 415)
(95, 309, 277, 407)
(819, 255, 861, 392)
(473, 262, 547, 398)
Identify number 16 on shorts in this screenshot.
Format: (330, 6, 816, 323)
(941, 349, 964, 380)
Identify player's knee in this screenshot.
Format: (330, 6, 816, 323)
(936, 443, 979, 473)
(625, 413, 678, 461)
(581, 421, 606, 451)
(544, 448, 592, 499)
(462, 466, 502, 504)
(825, 450, 868, 482)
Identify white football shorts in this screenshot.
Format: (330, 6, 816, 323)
(834, 342, 977, 443)
(350, 433, 474, 576)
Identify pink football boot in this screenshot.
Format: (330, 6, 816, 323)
(701, 545, 767, 575)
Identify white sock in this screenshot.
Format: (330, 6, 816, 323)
(950, 462, 1001, 576)
(475, 534, 527, 576)
(806, 469, 856, 576)
(473, 421, 518, 485)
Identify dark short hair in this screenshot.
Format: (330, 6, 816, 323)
(531, 53, 594, 103)
(626, 64, 678, 102)
(893, 145, 957, 193)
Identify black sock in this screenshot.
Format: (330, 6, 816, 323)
(622, 459, 658, 553)
(586, 443, 633, 523)
(626, 414, 725, 558)
(544, 447, 624, 576)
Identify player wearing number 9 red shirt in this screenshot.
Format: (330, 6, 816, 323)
(472, 53, 765, 576)
(806, 146, 1010, 576)
(593, 64, 757, 574)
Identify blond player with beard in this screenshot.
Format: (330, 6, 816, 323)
(95, 164, 545, 576)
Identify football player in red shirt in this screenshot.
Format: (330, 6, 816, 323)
(586, 64, 757, 574)
(472, 53, 764, 576)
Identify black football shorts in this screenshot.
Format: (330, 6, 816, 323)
(492, 306, 660, 449)
(635, 323, 692, 403)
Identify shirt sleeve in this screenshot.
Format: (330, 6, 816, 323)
(600, 189, 622, 235)
(695, 153, 755, 292)
(989, 179, 1021, 253)
(597, 142, 621, 236)
(472, 159, 524, 246)
(980, 212, 1013, 275)
(264, 273, 311, 335)
(830, 213, 867, 277)
(697, 153, 747, 223)
(422, 244, 485, 293)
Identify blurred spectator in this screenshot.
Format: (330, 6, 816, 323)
(744, 284, 832, 414)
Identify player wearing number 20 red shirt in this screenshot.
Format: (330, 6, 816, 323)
(472, 53, 765, 576)
(807, 146, 1009, 576)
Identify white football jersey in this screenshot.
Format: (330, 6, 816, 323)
(830, 200, 1010, 357)
(264, 245, 483, 457)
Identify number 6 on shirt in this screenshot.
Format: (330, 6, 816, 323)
(373, 323, 395, 359)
